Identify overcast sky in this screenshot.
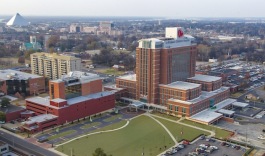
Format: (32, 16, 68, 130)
(1, 0, 265, 17)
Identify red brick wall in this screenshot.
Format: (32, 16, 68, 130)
(0, 81, 7, 95)
(55, 94, 115, 125)
(81, 79, 102, 96)
(29, 77, 46, 95)
(116, 78, 136, 99)
(49, 81, 65, 99)
(5, 109, 26, 122)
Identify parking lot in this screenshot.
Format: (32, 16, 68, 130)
(164, 138, 246, 156)
(234, 106, 263, 118)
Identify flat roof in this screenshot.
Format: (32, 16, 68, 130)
(67, 91, 114, 105)
(187, 74, 221, 82)
(129, 101, 145, 108)
(25, 114, 58, 125)
(26, 96, 50, 106)
(0, 69, 41, 81)
(160, 81, 201, 90)
(51, 98, 67, 103)
(117, 74, 136, 81)
(190, 111, 223, 123)
(218, 109, 235, 115)
(31, 52, 80, 61)
(51, 71, 100, 84)
(189, 98, 236, 123)
(232, 102, 249, 108)
(104, 85, 125, 91)
(26, 96, 60, 109)
(168, 87, 230, 105)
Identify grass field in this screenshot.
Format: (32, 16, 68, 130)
(154, 117, 210, 141)
(103, 114, 122, 122)
(48, 130, 76, 141)
(151, 111, 180, 121)
(180, 119, 232, 139)
(95, 68, 124, 76)
(80, 122, 101, 129)
(56, 116, 174, 156)
(91, 120, 127, 133)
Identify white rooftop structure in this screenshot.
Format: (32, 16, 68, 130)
(190, 111, 222, 124)
(26, 91, 114, 107)
(189, 98, 236, 124)
(0, 69, 41, 81)
(138, 27, 195, 49)
(117, 74, 136, 81)
(187, 74, 222, 82)
(232, 101, 249, 108)
(25, 114, 57, 125)
(217, 109, 235, 116)
(160, 81, 201, 90)
(6, 13, 28, 26)
(51, 98, 67, 103)
(51, 71, 100, 85)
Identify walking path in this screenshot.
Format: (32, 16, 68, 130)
(149, 113, 215, 137)
(145, 114, 177, 144)
(56, 119, 130, 147)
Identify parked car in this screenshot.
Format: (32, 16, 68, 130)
(37, 136, 48, 143)
(183, 140, 190, 145)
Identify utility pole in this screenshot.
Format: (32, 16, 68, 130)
(245, 127, 248, 149)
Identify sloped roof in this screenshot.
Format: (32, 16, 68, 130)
(6, 13, 28, 26)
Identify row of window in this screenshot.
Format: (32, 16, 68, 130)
(168, 105, 186, 113)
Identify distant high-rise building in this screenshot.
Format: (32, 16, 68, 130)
(30, 52, 81, 80)
(69, 24, 82, 33)
(99, 21, 112, 33)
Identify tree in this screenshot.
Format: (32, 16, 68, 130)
(1, 97, 10, 108)
(46, 35, 59, 48)
(18, 56, 25, 64)
(92, 148, 112, 156)
(0, 111, 5, 122)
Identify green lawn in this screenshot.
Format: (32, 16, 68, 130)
(48, 130, 76, 141)
(91, 120, 127, 133)
(95, 68, 124, 76)
(80, 122, 101, 129)
(151, 111, 180, 121)
(154, 117, 210, 142)
(103, 114, 122, 122)
(180, 119, 232, 139)
(56, 116, 174, 156)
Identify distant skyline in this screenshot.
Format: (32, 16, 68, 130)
(1, 0, 265, 18)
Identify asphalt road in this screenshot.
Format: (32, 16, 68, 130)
(0, 129, 59, 156)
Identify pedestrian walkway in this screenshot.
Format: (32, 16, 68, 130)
(145, 114, 177, 144)
(149, 113, 215, 137)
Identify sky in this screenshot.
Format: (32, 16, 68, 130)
(1, 0, 265, 18)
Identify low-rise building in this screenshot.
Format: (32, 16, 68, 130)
(23, 71, 115, 133)
(0, 69, 45, 97)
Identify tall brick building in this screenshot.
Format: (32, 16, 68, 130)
(106, 27, 234, 124)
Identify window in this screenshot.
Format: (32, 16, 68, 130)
(175, 106, 178, 112)
(182, 108, 186, 113)
(1, 147, 7, 152)
(168, 105, 172, 110)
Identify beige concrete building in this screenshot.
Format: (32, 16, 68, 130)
(30, 52, 81, 80)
